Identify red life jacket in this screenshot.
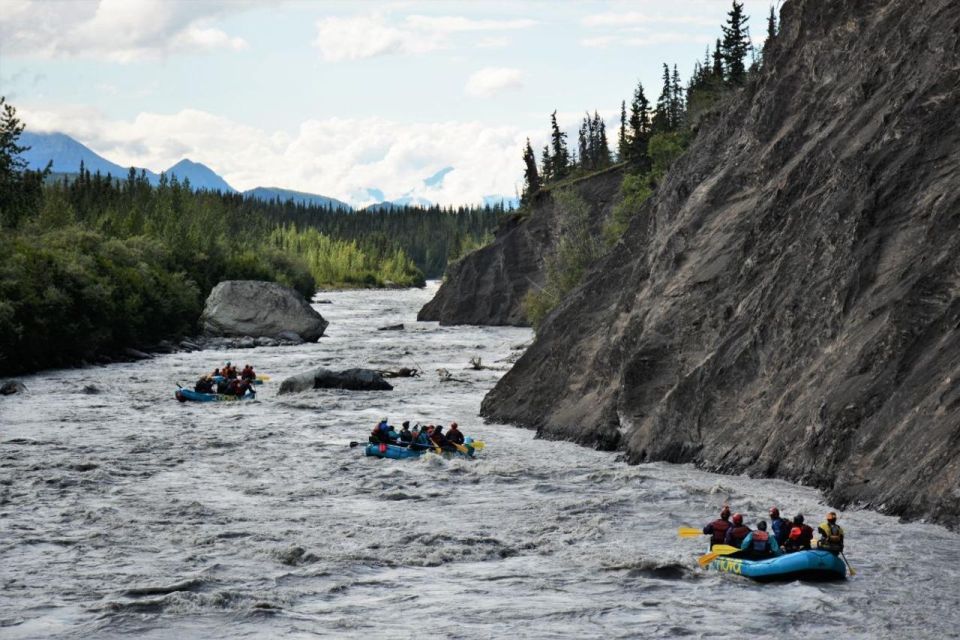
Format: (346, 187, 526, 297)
(728, 525, 751, 545)
(708, 518, 731, 544)
(751, 530, 770, 553)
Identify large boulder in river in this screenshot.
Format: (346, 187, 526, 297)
(278, 368, 393, 394)
(201, 281, 328, 342)
(1, 380, 27, 395)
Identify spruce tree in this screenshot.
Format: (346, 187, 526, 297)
(712, 38, 725, 79)
(618, 100, 628, 162)
(577, 118, 589, 170)
(767, 4, 777, 41)
(549, 110, 570, 180)
(627, 81, 651, 171)
(541, 144, 553, 183)
(721, 1, 751, 85)
(653, 63, 673, 133)
(521, 138, 541, 203)
(595, 112, 610, 168)
(671, 64, 684, 130)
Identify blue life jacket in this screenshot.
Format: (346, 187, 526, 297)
(771, 517, 790, 545)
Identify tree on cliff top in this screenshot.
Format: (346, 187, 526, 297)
(549, 110, 571, 180)
(721, 1, 752, 85)
(521, 138, 541, 204)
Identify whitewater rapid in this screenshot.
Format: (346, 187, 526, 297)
(2, 284, 958, 639)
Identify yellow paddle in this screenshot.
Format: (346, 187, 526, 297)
(678, 527, 703, 538)
(698, 544, 741, 568)
(257, 375, 271, 382)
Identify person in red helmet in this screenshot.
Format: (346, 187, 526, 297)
(817, 512, 845, 553)
(702, 506, 732, 548)
(723, 513, 752, 547)
(768, 506, 791, 546)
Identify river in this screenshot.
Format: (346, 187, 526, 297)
(2, 283, 959, 639)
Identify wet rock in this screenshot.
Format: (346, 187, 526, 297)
(123, 348, 152, 360)
(377, 324, 404, 331)
(70, 462, 98, 472)
(278, 368, 393, 394)
(255, 337, 278, 347)
(201, 280, 328, 342)
(275, 330, 305, 344)
(1, 380, 27, 395)
(482, 0, 960, 528)
(315, 299, 333, 304)
(237, 336, 256, 349)
(81, 385, 100, 395)
(179, 340, 201, 351)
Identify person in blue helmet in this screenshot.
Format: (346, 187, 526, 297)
(740, 520, 782, 559)
(369, 418, 397, 444)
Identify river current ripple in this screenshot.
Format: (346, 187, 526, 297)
(2, 284, 959, 639)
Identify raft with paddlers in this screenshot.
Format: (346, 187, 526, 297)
(175, 387, 256, 402)
(705, 547, 846, 581)
(362, 439, 483, 459)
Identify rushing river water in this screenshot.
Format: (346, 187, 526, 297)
(2, 284, 959, 639)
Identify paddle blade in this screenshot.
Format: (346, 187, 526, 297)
(698, 552, 719, 568)
(711, 545, 740, 555)
(258, 375, 271, 381)
(349, 441, 360, 448)
(470, 441, 485, 450)
(678, 527, 703, 538)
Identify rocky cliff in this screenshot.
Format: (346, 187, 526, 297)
(482, 0, 960, 528)
(418, 166, 624, 326)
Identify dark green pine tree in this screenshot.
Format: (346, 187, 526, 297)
(712, 38, 725, 79)
(540, 144, 553, 183)
(626, 81, 651, 171)
(618, 100, 628, 162)
(721, 1, 751, 85)
(652, 63, 673, 133)
(594, 111, 610, 168)
(767, 4, 777, 41)
(577, 117, 589, 169)
(521, 137, 541, 203)
(671, 64, 684, 130)
(549, 110, 570, 180)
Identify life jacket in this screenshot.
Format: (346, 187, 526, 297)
(728, 525, 751, 545)
(818, 522, 844, 551)
(751, 530, 770, 553)
(707, 518, 731, 544)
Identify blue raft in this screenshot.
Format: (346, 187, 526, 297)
(364, 442, 475, 460)
(175, 388, 256, 402)
(709, 550, 846, 582)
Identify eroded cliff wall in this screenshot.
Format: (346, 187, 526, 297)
(483, 0, 960, 527)
(418, 167, 624, 326)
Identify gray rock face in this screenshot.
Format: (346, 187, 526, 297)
(482, 0, 960, 528)
(418, 167, 623, 327)
(201, 281, 328, 342)
(278, 368, 393, 394)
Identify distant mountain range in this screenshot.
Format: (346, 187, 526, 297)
(18, 131, 516, 211)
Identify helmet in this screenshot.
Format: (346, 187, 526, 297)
(757, 520, 767, 531)
(769, 507, 780, 518)
(794, 514, 804, 524)
(720, 505, 731, 518)
(732, 513, 743, 526)
(826, 511, 837, 523)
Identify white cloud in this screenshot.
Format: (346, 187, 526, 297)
(20, 106, 531, 206)
(465, 67, 524, 98)
(313, 13, 537, 62)
(0, 0, 250, 61)
(582, 12, 716, 28)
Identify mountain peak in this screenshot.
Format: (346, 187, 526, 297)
(163, 158, 236, 193)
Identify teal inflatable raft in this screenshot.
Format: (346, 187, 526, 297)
(364, 441, 476, 460)
(175, 388, 256, 402)
(709, 550, 846, 581)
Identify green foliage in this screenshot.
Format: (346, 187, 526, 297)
(522, 190, 602, 328)
(0, 228, 199, 373)
(649, 131, 690, 181)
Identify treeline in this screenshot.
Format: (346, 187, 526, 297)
(522, 1, 773, 327)
(0, 98, 500, 373)
(247, 198, 504, 278)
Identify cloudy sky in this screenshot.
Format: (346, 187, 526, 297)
(0, 0, 775, 206)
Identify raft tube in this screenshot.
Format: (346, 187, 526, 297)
(212, 375, 264, 385)
(364, 442, 475, 460)
(709, 550, 846, 582)
(175, 388, 256, 402)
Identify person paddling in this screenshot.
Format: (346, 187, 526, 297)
(398, 422, 413, 444)
(768, 506, 791, 546)
(369, 419, 396, 444)
(739, 520, 781, 559)
(817, 512, 845, 553)
(783, 514, 814, 552)
(703, 506, 732, 548)
(724, 513, 751, 548)
(447, 422, 465, 445)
